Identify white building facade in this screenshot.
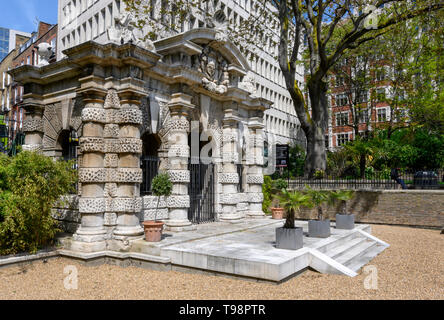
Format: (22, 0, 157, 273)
(57, 0, 304, 147)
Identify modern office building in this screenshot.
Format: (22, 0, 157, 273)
(57, 0, 305, 147)
(0, 27, 32, 62)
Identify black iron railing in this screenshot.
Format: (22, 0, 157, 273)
(188, 160, 215, 224)
(140, 156, 160, 196)
(286, 169, 444, 190)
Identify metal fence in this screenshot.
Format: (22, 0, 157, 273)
(287, 169, 444, 190)
(140, 156, 160, 196)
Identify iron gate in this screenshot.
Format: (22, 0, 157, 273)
(141, 156, 160, 195)
(188, 159, 215, 224)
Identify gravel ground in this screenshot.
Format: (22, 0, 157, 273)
(0, 224, 442, 300)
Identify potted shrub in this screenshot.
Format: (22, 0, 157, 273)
(331, 190, 355, 230)
(270, 179, 289, 219)
(143, 172, 172, 242)
(305, 186, 331, 238)
(274, 189, 312, 250)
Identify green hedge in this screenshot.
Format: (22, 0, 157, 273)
(0, 152, 77, 255)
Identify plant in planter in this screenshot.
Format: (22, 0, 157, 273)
(274, 189, 312, 250)
(330, 190, 355, 230)
(269, 179, 288, 220)
(304, 186, 332, 238)
(143, 172, 172, 242)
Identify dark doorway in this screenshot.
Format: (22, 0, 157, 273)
(58, 128, 79, 162)
(140, 133, 161, 195)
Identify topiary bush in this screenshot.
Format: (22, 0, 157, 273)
(150, 172, 173, 221)
(0, 151, 77, 255)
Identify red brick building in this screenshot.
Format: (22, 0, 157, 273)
(326, 56, 394, 150)
(8, 22, 57, 144)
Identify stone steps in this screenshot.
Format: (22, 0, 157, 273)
(345, 244, 387, 272)
(335, 239, 378, 266)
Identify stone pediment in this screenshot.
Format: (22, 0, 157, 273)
(154, 29, 253, 96)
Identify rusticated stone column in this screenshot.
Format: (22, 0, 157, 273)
(111, 89, 144, 240)
(246, 119, 266, 218)
(72, 89, 108, 252)
(219, 112, 243, 223)
(21, 102, 45, 152)
(164, 93, 195, 232)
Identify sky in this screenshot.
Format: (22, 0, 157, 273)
(0, 0, 58, 33)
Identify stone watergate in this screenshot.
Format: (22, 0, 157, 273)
(10, 29, 271, 252)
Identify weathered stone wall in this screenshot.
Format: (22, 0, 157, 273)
(295, 190, 444, 229)
(51, 195, 80, 234)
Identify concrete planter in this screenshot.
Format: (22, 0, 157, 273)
(276, 227, 303, 250)
(336, 214, 355, 230)
(143, 221, 164, 242)
(308, 219, 331, 238)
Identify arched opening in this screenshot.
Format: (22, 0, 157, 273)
(140, 133, 161, 195)
(187, 128, 216, 224)
(56, 128, 79, 162)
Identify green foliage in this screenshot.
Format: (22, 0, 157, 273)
(329, 190, 354, 215)
(275, 189, 312, 229)
(0, 151, 77, 255)
(151, 172, 173, 222)
(262, 176, 273, 214)
(273, 178, 288, 190)
(151, 173, 173, 197)
(304, 186, 332, 221)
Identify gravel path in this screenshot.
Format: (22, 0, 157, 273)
(0, 224, 442, 300)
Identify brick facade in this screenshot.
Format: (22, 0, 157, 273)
(296, 190, 444, 229)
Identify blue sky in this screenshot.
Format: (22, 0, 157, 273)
(0, 0, 58, 33)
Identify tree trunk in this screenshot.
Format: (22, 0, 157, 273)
(360, 154, 366, 179)
(284, 209, 295, 229)
(304, 125, 327, 178)
(304, 80, 329, 178)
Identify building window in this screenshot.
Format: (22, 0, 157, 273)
(336, 94, 348, 106)
(376, 88, 386, 102)
(359, 109, 369, 123)
(337, 134, 350, 147)
(377, 108, 387, 122)
(325, 135, 329, 148)
(336, 112, 349, 126)
(336, 75, 344, 87)
(356, 90, 368, 103)
(376, 69, 385, 81)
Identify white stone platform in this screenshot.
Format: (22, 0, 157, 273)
(127, 218, 389, 282)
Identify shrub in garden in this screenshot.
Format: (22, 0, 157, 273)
(273, 178, 288, 190)
(0, 151, 77, 255)
(262, 176, 273, 214)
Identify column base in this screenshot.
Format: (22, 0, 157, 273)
(164, 219, 197, 232)
(246, 211, 267, 219)
(113, 226, 144, 240)
(219, 213, 245, 224)
(69, 239, 107, 253)
(164, 224, 198, 232)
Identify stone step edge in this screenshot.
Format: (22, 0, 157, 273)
(345, 245, 388, 272)
(58, 249, 171, 264)
(156, 219, 284, 250)
(0, 250, 60, 268)
(356, 229, 390, 248)
(309, 223, 371, 252)
(329, 237, 369, 260)
(335, 241, 378, 266)
(308, 248, 358, 277)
